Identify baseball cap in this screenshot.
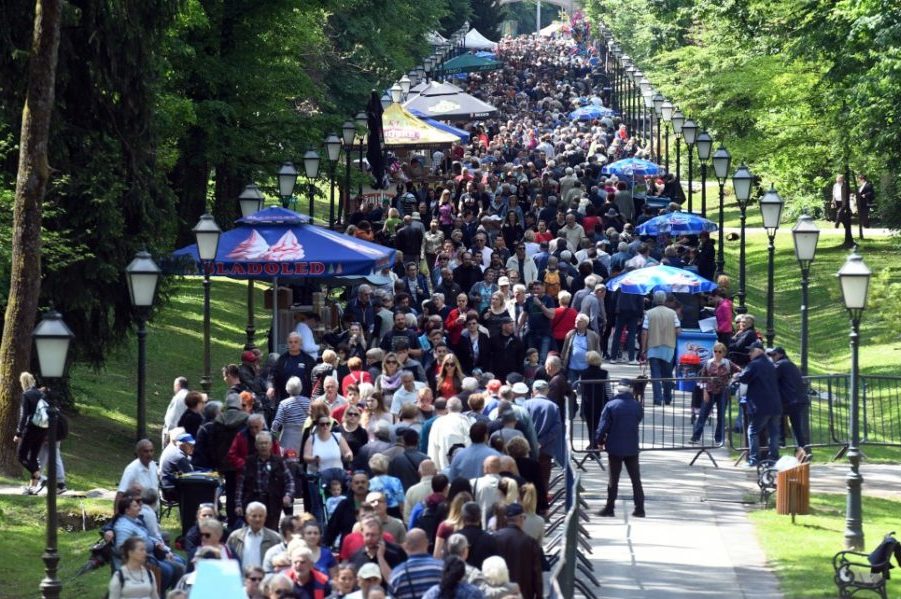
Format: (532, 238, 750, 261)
(357, 562, 381, 580)
(766, 346, 785, 356)
(241, 350, 257, 363)
(505, 503, 525, 518)
(176, 433, 195, 445)
(748, 340, 765, 351)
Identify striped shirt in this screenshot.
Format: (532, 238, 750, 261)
(389, 554, 444, 599)
(271, 395, 310, 433)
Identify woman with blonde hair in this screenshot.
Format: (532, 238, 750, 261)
(519, 483, 544, 543)
(435, 353, 464, 400)
(374, 352, 403, 407)
(487, 477, 519, 532)
(15, 371, 47, 492)
(691, 341, 740, 446)
(433, 491, 473, 558)
(359, 384, 393, 439)
(341, 356, 371, 396)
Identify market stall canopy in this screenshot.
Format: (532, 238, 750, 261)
(635, 212, 718, 236)
(539, 22, 564, 37)
(170, 206, 396, 279)
(606, 265, 717, 295)
(403, 81, 498, 121)
(409, 79, 463, 96)
(475, 51, 496, 59)
(464, 28, 498, 50)
(426, 30, 447, 45)
(382, 102, 461, 148)
(569, 105, 617, 121)
(441, 53, 502, 75)
(409, 109, 471, 142)
(602, 157, 665, 178)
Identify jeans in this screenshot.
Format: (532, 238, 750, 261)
(649, 357, 674, 405)
(611, 313, 641, 361)
(692, 390, 727, 444)
(567, 368, 585, 386)
(149, 554, 186, 591)
(527, 331, 553, 364)
(604, 454, 645, 511)
(38, 441, 65, 484)
(783, 403, 810, 449)
(748, 413, 781, 464)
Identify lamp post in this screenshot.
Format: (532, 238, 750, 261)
(276, 162, 298, 209)
(712, 146, 731, 276)
(355, 111, 367, 198)
(125, 250, 161, 441)
(681, 118, 698, 213)
(193, 214, 222, 393)
(389, 83, 403, 104)
(837, 251, 872, 551)
(661, 100, 673, 172)
(792, 215, 820, 377)
(642, 88, 655, 158)
(341, 120, 356, 225)
(238, 184, 264, 350)
(732, 164, 754, 315)
(696, 131, 712, 218)
(759, 186, 785, 347)
(33, 309, 74, 599)
(399, 75, 411, 101)
(325, 133, 341, 228)
(671, 109, 684, 182)
(653, 93, 665, 164)
(304, 148, 321, 221)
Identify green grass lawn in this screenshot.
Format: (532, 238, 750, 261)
(749, 493, 901, 598)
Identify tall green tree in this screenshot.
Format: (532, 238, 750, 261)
(470, 0, 507, 41)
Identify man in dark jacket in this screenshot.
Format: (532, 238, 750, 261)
(209, 393, 249, 527)
(235, 431, 294, 530)
(492, 503, 544, 599)
(395, 216, 424, 266)
(767, 347, 809, 451)
(268, 333, 315, 402)
(736, 341, 782, 466)
(457, 502, 499, 568)
(595, 380, 645, 518)
(324, 471, 370, 547)
(488, 317, 526, 383)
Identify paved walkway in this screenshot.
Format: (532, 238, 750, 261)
(572, 361, 901, 598)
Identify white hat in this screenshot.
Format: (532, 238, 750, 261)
(411, 212, 421, 220)
(498, 276, 511, 286)
(357, 562, 381, 580)
(512, 382, 530, 395)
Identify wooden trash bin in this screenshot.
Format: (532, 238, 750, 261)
(776, 462, 810, 515)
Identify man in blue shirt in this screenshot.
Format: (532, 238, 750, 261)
(767, 347, 810, 452)
(447, 421, 501, 481)
(389, 529, 443, 599)
(522, 281, 555, 363)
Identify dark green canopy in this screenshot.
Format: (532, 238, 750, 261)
(440, 53, 502, 75)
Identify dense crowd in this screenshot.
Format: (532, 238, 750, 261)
(12, 19, 814, 599)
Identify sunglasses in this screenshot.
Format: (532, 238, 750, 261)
(317, 421, 331, 427)
(247, 576, 263, 582)
(201, 532, 212, 539)
(346, 412, 360, 417)
(714, 349, 725, 354)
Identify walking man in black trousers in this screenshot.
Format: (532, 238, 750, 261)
(595, 379, 645, 518)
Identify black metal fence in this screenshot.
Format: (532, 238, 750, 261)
(569, 374, 901, 467)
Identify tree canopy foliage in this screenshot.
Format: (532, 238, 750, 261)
(0, 0, 448, 367)
(585, 0, 901, 227)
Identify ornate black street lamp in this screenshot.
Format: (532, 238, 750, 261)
(324, 133, 341, 228)
(238, 184, 264, 350)
(661, 100, 673, 172)
(355, 111, 368, 198)
(671, 109, 684, 182)
(837, 251, 871, 551)
(341, 120, 356, 225)
(712, 146, 731, 276)
(681, 118, 698, 213)
(653, 93, 665, 164)
(759, 186, 785, 347)
(695, 131, 713, 218)
(126, 250, 161, 440)
(193, 214, 222, 393)
(303, 148, 321, 220)
(276, 162, 298, 210)
(732, 164, 754, 315)
(33, 309, 74, 599)
(792, 215, 820, 376)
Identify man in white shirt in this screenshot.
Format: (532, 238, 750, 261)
(293, 313, 321, 360)
(115, 439, 159, 512)
(226, 502, 281, 569)
(390, 371, 423, 415)
(427, 397, 471, 470)
(161, 376, 189, 448)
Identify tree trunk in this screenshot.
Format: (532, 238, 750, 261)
(0, 0, 62, 475)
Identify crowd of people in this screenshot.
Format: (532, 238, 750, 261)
(12, 18, 816, 599)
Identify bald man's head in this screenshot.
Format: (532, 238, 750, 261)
(483, 455, 501, 474)
(404, 528, 429, 555)
(499, 455, 518, 475)
(418, 459, 437, 478)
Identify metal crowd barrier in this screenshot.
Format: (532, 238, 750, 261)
(861, 376, 901, 447)
(572, 377, 726, 467)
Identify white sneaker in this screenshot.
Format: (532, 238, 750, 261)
(628, 359, 640, 365)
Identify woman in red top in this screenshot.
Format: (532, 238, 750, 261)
(341, 356, 372, 396)
(581, 205, 600, 239)
(435, 354, 464, 400)
(443, 293, 470, 347)
(535, 220, 553, 243)
(551, 290, 579, 349)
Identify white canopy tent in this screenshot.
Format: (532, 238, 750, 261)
(464, 28, 497, 50)
(426, 31, 447, 46)
(539, 22, 564, 37)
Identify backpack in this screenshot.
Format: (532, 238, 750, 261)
(543, 270, 561, 297)
(31, 398, 50, 429)
(417, 501, 446, 553)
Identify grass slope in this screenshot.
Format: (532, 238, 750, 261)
(749, 493, 901, 598)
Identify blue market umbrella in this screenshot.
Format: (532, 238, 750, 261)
(601, 157, 665, 178)
(409, 109, 471, 142)
(171, 207, 396, 279)
(606, 265, 718, 295)
(635, 212, 718, 236)
(568, 105, 616, 121)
